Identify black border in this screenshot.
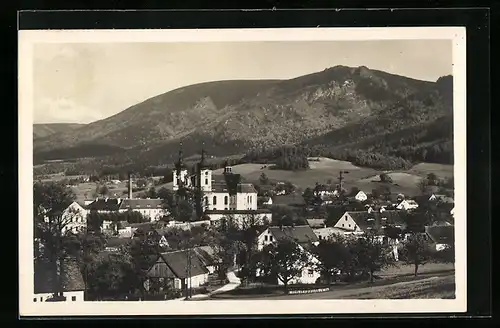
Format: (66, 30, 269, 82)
(15, 8, 491, 320)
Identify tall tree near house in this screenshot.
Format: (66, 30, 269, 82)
(426, 173, 439, 186)
(417, 178, 429, 195)
(259, 172, 270, 185)
(256, 238, 310, 294)
(311, 235, 351, 283)
(33, 181, 77, 300)
(351, 234, 394, 283)
(127, 229, 163, 298)
(237, 214, 263, 284)
(399, 233, 433, 276)
(65, 232, 105, 295)
(302, 187, 315, 206)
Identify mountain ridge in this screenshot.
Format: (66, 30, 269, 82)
(33, 65, 453, 168)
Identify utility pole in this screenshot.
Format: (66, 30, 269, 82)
(338, 170, 349, 193)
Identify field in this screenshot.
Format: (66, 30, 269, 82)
(36, 157, 453, 202)
(209, 263, 455, 300)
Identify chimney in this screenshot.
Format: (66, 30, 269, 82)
(128, 173, 133, 200)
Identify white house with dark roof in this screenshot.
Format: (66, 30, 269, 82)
(396, 199, 419, 211)
(118, 198, 166, 221)
(61, 201, 88, 234)
(204, 209, 272, 228)
(354, 190, 368, 202)
(256, 225, 321, 284)
(145, 249, 210, 290)
(33, 258, 85, 302)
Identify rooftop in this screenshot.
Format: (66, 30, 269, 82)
(119, 198, 164, 210)
(159, 249, 209, 279)
(425, 225, 454, 245)
(268, 225, 319, 244)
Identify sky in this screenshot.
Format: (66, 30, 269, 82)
(33, 40, 452, 124)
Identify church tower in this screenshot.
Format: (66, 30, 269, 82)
(198, 146, 212, 192)
(172, 142, 189, 191)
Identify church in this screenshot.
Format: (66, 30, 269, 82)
(172, 144, 272, 227)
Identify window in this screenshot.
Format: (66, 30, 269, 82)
(319, 235, 322, 240)
(270, 235, 273, 241)
(342, 224, 345, 227)
(224, 208, 228, 211)
(205, 179, 208, 185)
(348, 224, 351, 228)
(72, 296, 76, 301)
(205, 171, 208, 175)
(213, 196, 217, 205)
(345, 217, 348, 221)
(264, 236, 268, 241)
(224, 196, 228, 205)
(33, 298, 36, 302)
(40, 297, 43, 301)
(308, 269, 314, 277)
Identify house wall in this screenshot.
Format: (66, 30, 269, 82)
(33, 290, 85, 302)
(173, 169, 191, 190)
(355, 192, 368, 202)
(208, 213, 271, 229)
(334, 213, 362, 232)
(173, 273, 209, 290)
(205, 191, 258, 211)
(277, 266, 321, 285)
(62, 203, 88, 234)
(257, 228, 276, 251)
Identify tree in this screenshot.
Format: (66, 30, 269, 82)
(351, 234, 394, 283)
(302, 187, 315, 206)
(417, 179, 429, 195)
(96, 184, 109, 197)
(33, 181, 77, 299)
(427, 173, 438, 186)
(144, 187, 157, 199)
(311, 235, 351, 283)
(380, 173, 393, 183)
(255, 238, 310, 294)
(259, 172, 270, 185)
(399, 233, 433, 276)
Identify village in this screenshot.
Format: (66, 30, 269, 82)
(33, 147, 456, 302)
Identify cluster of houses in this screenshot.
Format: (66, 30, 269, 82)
(35, 146, 455, 301)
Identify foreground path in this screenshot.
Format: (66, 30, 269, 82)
(172, 271, 242, 301)
(256, 274, 454, 300)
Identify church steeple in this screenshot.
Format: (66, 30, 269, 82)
(199, 142, 208, 169)
(175, 142, 185, 172)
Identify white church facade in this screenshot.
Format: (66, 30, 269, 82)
(171, 145, 271, 226)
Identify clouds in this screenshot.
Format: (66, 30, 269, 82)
(32, 41, 452, 124)
(34, 97, 104, 124)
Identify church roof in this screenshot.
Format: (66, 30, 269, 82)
(211, 183, 257, 193)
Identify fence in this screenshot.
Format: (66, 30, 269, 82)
(288, 287, 330, 295)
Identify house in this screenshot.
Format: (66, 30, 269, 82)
(87, 198, 122, 213)
(257, 225, 319, 251)
(396, 199, 420, 211)
(61, 201, 89, 234)
(306, 218, 326, 229)
(33, 258, 85, 302)
(262, 197, 273, 205)
(255, 227, 321, 285)
(313, 227, 345, 241)
(333, 211, 408, 242)
(118, 198, 166, 221)
(429, 194, 455, 204)
(193, 245, 217, 274)
(145, 249, 210, 291)
(354, 191, 368, 202)
(425, 225, 454, 251)
(104, 237, 132, 252)
(313, 185, 338, 197)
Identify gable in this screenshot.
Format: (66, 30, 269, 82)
(334, 212, 360, 231)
